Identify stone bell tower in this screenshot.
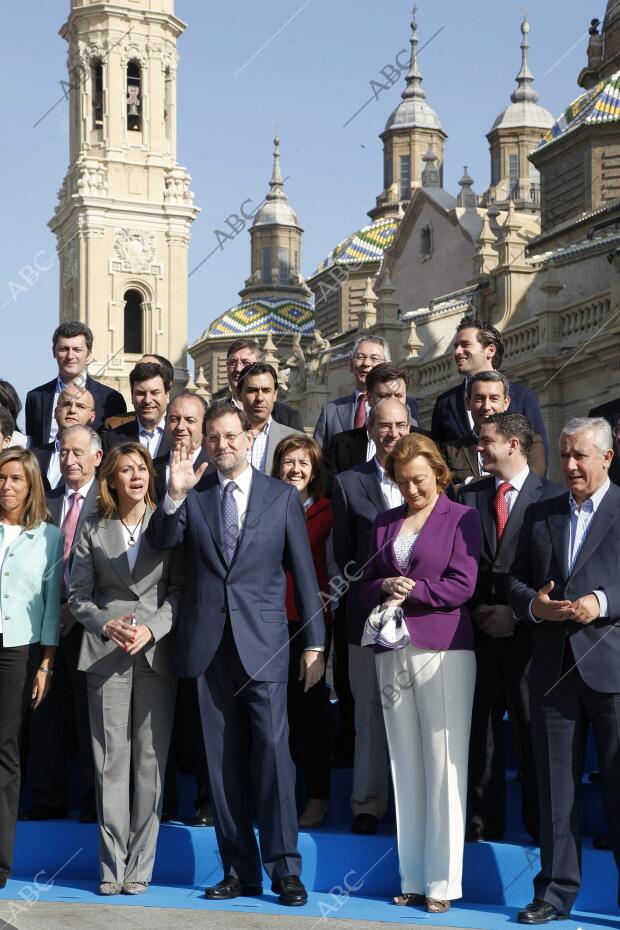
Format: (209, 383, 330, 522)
(48, 0, 199, 399)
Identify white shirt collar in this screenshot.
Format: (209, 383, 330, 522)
(138, 414, 166, 436)
(254, 416, 272, 436)
(64, 475, 96, 501)
(374, 457, 390, 483)
(218, 463, 253, 495)
(569, 477, 610, 514)
(494, 464, 530, 493)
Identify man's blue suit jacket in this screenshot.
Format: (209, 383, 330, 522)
(26, 375, 126, 446)
(506, 482, 620, 694)
(314, 392, 420, 450)
(146, 468, 325, 682)
(431, 378, 549, 459)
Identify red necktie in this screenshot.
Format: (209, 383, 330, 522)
(354, 393, 367, 429)
(61, 491, 82, 589)
(494, 482, 512, 543)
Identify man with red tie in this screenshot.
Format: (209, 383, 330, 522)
(458, 413, 563, 844)
(313, 335, 394, 450)
(20, 425, 102, 822)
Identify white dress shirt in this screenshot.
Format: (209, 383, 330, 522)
(163, 462, 253, 528)
(248, 418, 271, 473)
(495, 464, 530, 517)
(374, 458, 404, 510)
(60, 476, 96, 524)
(46, 439, 63, 490)
(48, 376, 68, 442)
(137, 416, 166, 458)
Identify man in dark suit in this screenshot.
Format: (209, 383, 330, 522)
(506, 416, 620, 925)
(431, 316, 548, 458)
(224, 338, 303, 431)
(589, 397, 620, 485)
(152, 392, 210, 501)
(32, 386, 96, 492)
(151, 391, 213, 826)
(20, 424, 101, 822)
(314, 335, 419, 450)
(332, 398, 410, 835)
(147, 401, 325, 906)
(326, 362, 426, 481)
(26, 322, 126, 446)
(102, 362, 170, 458)
(443, 371, 547, 490)
(458, 413, 563, 844)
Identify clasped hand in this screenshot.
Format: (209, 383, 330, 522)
(381, 576, 415, 602)
(532, 581, 600, 625)
(103, 613, 154, 654)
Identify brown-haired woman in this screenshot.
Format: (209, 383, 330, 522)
(68, 442, 182, 896)
(0, 449, 64, 888)
(361, 433, 481, 914)
(272, 435, 333, 828)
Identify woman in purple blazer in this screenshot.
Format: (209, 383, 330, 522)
(361, 433, 481, 915)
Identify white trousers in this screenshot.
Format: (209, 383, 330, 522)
(376, 644, 475, 901)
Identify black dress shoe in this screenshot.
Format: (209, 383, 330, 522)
(465, 822, 503, 843)
(351, 813, 378, 835)
(517, 900, 568, 924)
(79, 809, 97, 824)
(593, 835, 613, 850)
(18, 805, 68, 821)
(272, 875, 308, 906)
(0, 876, 7, 889)
(204, 877, 262, 899)
(190, 803, 214, 827)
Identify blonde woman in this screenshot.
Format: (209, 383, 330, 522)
(0, 448, 63, 887)
(69, 442, 182, 896)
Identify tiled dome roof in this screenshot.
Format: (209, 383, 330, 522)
(200, 296, 315, 339)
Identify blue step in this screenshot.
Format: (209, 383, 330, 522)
(6, 819, 618, 925)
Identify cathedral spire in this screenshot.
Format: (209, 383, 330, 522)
(402, 4, 426, 101)
(266, 136, 287, 203)
(511, 15, 539, 105)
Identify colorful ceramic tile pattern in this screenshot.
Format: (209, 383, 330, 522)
(538, 71, 620, 150)
(312, 217, 400, 276)
(208, 297, 315, 337)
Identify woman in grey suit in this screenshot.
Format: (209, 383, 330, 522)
(69, 442, 182, 897)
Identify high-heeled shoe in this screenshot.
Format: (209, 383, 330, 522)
(298, 799, 328, 828)
(426, 898, 450, 913)
(393, 892, 425, 906)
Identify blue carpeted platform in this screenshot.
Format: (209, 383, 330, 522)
(3, 819, 618, 927)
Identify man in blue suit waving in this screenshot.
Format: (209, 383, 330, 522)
(147, 401, 325, 907)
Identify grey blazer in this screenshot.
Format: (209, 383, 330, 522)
(264, 420, 304, 475)
(68, 506, 183, 677)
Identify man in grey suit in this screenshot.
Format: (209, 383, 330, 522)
(238, 362, 303, 474)
(332, 398, 410, 835)
(147, 401, 325, 906)
(314, 334, 392, 450)
(21, 425, 101, 822)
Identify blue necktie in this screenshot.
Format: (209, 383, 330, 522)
(221, 481, 239, 565)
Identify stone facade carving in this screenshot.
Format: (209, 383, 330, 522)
(114, 228, 157, 273)
(62, 239, 77, 286)
(76, 157, 108, 197)
(164, 169, 195, 205)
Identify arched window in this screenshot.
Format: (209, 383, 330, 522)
(123, 289, 143, 353)
(91, 60, 103, 129)
(127, 61, 142, 132)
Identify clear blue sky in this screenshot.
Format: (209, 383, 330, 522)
(0, 0, 597, 426)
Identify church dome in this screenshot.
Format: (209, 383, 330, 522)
(310, 216, 400, 278)
(251, 137, 301, 229)
(199, 296, 315, 339)
(537, 70, 620, 152)
(491, 18, 553, 132)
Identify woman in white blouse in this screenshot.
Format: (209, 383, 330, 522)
(69, 442, 182, 897)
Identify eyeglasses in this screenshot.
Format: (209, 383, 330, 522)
(353, 354, 384, 364)
(58, 401, 92, 411)
(205, 430, 246, 447)
(226, 359, 253, 370)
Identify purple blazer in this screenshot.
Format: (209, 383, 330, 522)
(360, 493, 482, 652)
